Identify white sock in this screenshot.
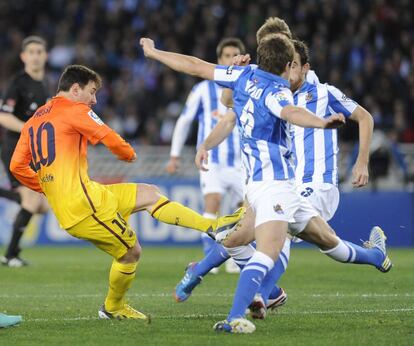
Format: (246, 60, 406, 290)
(203, 212, 216, 219)
(279, 238, 291, 269)
(224, 244, 255, 267)
(320, 237, 355, 263)
(244, 251, 274, 273)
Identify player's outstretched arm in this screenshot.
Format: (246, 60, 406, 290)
(10, 130, 42, 193)
(140, 38, 216, 80)
(195, 109, 236, 171)
(349, 105, 374, 187)
(100, 130, 136, 162)
(281, 105, 345, 129)
(220, 54, 251, 108)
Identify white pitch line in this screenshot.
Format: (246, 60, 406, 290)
(23, 308, 414, 323)
(1, 292, 414, 299)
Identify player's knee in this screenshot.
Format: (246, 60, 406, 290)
(130, 244, 141, 262)
(120, 243, 141, 263)
(142, 183, 162, 203)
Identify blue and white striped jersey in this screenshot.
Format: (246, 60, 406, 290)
(170, 80, 240, 167)
(292, 81, 358, 185)
(214, 65, 295, 182)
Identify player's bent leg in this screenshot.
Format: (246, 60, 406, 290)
(100, 242, 150, 321)
(133, 183, 243, 234)
(202, 193, 222, 273)
(245, 237, 291, 319)
(217, 221, 287, 332)
(174, 245, 231, 302)
(217, 203, 255, 246)
(2, 186, 38, 266)
(298, 216, 392, 272)
(66, 208, 149, 321)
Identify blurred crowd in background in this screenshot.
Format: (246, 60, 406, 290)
(0, 0, 413, 146)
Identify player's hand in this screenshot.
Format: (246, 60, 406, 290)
(195, 145, 209, 171)
(352, 160, 369, 187)
(140, 38, 156, 58)
(232, 54, 251, 66)
(324, 113, 346, 129)
(166, 157, 180, 174)
(122, 152, 137, 162)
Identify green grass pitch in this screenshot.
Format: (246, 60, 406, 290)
(1, 246, 413, 345)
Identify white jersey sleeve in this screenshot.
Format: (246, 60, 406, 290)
(326, 84, 358, 117)
(264, 87, 294, 119)
(213, 65, 246, 90)
(170, 85, 202, 157)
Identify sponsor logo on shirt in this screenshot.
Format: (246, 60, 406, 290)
(88, 110, 104, 125)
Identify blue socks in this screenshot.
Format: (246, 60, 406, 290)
(227, 251, 274, 321)
(322, 238, 384, 267)
(258, 238, 290, 304)
(201, 232, 217, 256)
(194, 241, 229, 277)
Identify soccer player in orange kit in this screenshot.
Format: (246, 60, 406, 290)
(10, 64, 243, 321)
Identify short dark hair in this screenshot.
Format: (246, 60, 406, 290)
(57, 65, 102, 92)
(256, 17, 292, 44)
(292, 40, 310, 66)
(216, 37, 245, 58)
(22, 36, 47, 51)
(257, 34, 294, 75)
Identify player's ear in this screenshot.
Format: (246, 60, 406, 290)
(20, 52, 27, 64)
(303, 63, 310, 74)
(70, 83, 80, 96)
(285, 61, 292, 73)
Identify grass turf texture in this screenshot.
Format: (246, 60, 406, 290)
(1, 246, 413, 346)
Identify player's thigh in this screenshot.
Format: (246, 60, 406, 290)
(67, 210, 138, 260)
(106, 183, 139, 218)
(288, 195, 319, 237)
(297, 215, 338, 250)
(255, 220, 288, 261)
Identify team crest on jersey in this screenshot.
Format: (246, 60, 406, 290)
(305, 92, 313, 101)
(273, 204, 284, 214)
(88, 110, 104, 125)
(275, 92, 288, 102)
(226, 65, 234, 75)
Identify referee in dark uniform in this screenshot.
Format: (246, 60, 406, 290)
(0, 36, 50, 267)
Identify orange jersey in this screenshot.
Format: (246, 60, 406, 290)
(10, 96, 136, 229)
